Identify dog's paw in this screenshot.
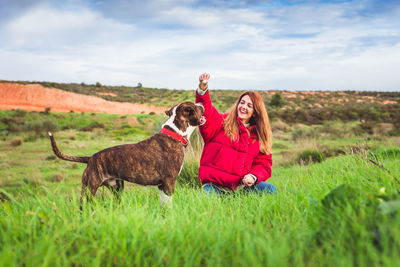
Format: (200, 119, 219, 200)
(160, 191, 173, 208)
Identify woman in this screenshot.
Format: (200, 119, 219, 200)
(195, 73, 276, 195)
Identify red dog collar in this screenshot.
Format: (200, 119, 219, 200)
(160, 128, 189, 148)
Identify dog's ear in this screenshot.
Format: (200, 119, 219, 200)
(165, 108, 173, 117)
(165, 104, 178, 117)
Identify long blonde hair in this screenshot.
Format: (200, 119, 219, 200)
(223, 91, 272, 154)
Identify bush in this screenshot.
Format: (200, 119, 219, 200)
(42, 120, 58, 132)
(373, 123, 394, 136)
(50, 174, 64, 182)
(46, 155, 57, 160)
(80, 121, 105, 132)
(291, 127, 318, 141)
(353, 122, 374, 135)
(291, 128, 306, 142)
(271, 119, 289, 132)
(10, 137, 23, 147)
(322, 147, 346, 158)
(14, 109, 27, 117)
(270, 93, 285, 108)
(297, 149, 325, 164)
(8, 122, 22, 132)
(23, 120, 58, 136)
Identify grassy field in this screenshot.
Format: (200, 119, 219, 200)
(1, 109, 400, 266)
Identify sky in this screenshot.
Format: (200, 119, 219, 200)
(0, 0, 399, 91)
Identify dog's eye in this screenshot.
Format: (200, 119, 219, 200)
(184, 108, 193, 114)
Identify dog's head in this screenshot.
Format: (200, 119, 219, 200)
(164, 102, 205, 136)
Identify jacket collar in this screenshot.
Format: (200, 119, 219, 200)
(236, 116, 256, 130)
(161, 127, 189, 148)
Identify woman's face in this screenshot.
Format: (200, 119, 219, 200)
(237, 94, 254, 124)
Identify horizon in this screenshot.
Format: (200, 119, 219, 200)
(0, 0, 400, 92)
(3, 78, 400, 92)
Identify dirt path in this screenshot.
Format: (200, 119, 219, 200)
(0, 82, 166, 114)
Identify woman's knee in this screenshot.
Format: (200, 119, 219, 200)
(254, 181, 277, 194)
(202, 183, 222, 196)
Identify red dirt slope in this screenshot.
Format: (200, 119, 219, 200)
(0, 83, 166, 114)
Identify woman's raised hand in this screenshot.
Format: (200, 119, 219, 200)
(198, 72, 210, 91)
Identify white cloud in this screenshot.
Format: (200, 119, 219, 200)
(1, 5, 136, 50)
(0, 0, 399, 91)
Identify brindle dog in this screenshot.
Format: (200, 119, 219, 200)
(49, 102, 204, 209)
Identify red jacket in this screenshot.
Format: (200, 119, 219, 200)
(196, 90, 272, 190)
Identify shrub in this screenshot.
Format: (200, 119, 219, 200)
(80, 121, 105, 132)
(23, 120, 58, 136)
(291, 128, 315, 141)
(10, 137, 23, 147)
(271, 119, 289, 132)
(8, 122, 22, 132)
(42, 120, 58, 132)
(297, 149, 325, 164)
(270, 93, 285, 107)
(50, 174, 64, 182)
(372, 123, 394, 136)
(24, 135, 37, 142)
(14, 109, 27, 117)
(353, 122, 374, 135)
(322, 147, 346, 158)
(46, 155, 57, 160)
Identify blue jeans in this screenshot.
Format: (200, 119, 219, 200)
(202, 182, 277, 196)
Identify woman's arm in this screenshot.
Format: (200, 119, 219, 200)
(249, 153, 273, 183)
(195, 73, 224, 143)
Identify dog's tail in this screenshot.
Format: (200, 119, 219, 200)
(48, 132, 90, 164)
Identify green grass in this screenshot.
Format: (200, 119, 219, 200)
(1, 153, 400, 266)
(1, 110, 400, 266)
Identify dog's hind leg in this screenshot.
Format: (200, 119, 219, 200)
(80, 167, 101, 208)
(79, 168, 90, 210)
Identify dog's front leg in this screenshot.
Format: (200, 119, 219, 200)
(159, 181, 174, 208)
(158, 178, 175, 208)
(159, 190, 173, 208)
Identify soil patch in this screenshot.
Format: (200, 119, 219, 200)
(0, 82, 166, 114)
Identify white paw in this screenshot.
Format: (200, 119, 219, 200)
(160, 190, 173, 208)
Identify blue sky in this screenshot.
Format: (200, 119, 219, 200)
(0, 0, 399, 90)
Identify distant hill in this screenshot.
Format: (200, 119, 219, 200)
(0, 82, 165, 114)
(1, 80, 399, 126)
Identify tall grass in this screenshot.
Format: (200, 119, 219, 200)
(1, 148, 400, 266)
